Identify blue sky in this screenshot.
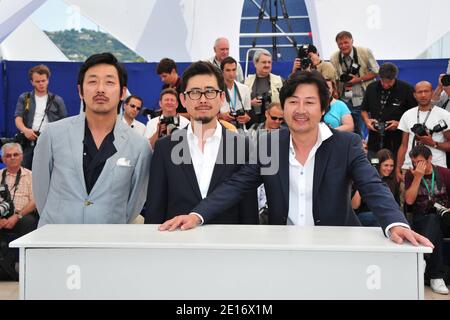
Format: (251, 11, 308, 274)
(31, 0, 99, 31)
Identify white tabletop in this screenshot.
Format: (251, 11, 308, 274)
(10, 224, 432, 253)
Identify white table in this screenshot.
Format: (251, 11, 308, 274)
(10, 224, 431, 300)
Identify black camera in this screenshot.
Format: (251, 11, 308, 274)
(0, 184, 14, 219)
(433, 202, 450, 226)
(0, 132, 29, 148)
(339, 63, 361, 83)
(159, 115, 180, 137)
(254, 92, 272, 116)
(373, 121, 388, 136)
(441, 75, 450, 87)
(230, 108, 246, 118)
(297, 44, 313, 70)
(411, 120, 448, 137)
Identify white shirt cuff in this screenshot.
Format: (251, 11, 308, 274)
(190, 213, 204, 226)
(385, 223, 410, 237)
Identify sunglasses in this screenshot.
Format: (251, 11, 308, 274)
(128, 103, 142, 111)
(268, 112, 284, 122)
(4, 153, 22, 159)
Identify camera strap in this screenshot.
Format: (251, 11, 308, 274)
(443, 99, 450, 110)
(421, 168, 436, 201)
(417, 107, 433, 127)
(1, 168, 22, 204)
(35, 93, 55, 134)
(339, 47, 359, 74)
(225, 82, 244, 112)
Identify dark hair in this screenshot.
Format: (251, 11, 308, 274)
(181, 61, 225, 93)
(29, 64, 51, 80)
(335, 31, 353, 42)
(157, 58, 177, 75)
(159, 88, 178, 101)
(409, 144, 432, 160)
(280, 70, 330, 113)
(78, 53, 127, 113)
(220, 56, 237, 71)
(124, 95, 143, 106)
(378, 62, 398, 80)
(376, 149, 395, 176)
(78, 52, 127, 94)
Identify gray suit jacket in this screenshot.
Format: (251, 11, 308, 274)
(32, 113, 152, 227)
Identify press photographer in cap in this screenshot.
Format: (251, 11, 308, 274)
(405, 144, 450, 295)
(145, 88, 190, 149)
(291, 44, 337, 81)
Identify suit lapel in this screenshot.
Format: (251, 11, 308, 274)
(207, 128, 227, 195)
(313, 135, 333, 207)
(68, 114, 88, 195)
(278, 129, 290, 209)
(176, 129, 203, 200)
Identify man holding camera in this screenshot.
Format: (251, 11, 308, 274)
(0, 143, 38, 280)
(245, 49, 283, 124)
(291, 44, 337, 81)
(432, 73, 450, 110)
(361, 62, 417, 159)
(397, 81, 450, 183)
(405, 145, 450, 294)
(330, 31, 379, 138)
(14, 64, 67, 169)
(145, 88, 190, 149)
(218, 57, 251, 131)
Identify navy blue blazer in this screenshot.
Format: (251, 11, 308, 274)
(144, 126, 259, 225)
(193, 126, 408, 231)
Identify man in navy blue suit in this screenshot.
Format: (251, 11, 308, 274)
(160, 70, 433, 247)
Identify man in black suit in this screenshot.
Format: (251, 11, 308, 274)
(144, 61, 258, 225)
(159, 70, 433, 247)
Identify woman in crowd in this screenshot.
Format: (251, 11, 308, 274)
(323, 79, 354, 132)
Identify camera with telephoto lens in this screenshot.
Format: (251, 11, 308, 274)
(433, 202, 450, 226)
(0, 184, 15, 219)
(158, 115, 180, 137)
(339, 63, 361, 83)
(297, 44, 313, 70)
(411, 120, 448, 137)
(0, 131, 30, 148)
(441, 75, 450, 87)
(254, 92, 272, 116)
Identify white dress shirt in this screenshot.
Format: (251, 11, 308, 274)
(121, 117, 146, 136)
(288, 123, 333, 226)
(187, 121, 223, 199)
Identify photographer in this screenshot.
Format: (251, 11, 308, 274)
(14, 64, 67, 169)
(361, 62, 417, 159)
(245, 49, 283, 124)
(291, 44, 337, 81)
(330, 31, 379, 137)
(397, 81, 450, 183)
(0, 143, 38, 280)
(405, 145, 450, 295)
(145, 88, 190, 149)
(121, 95, 146, 136)
(432, 73, 450, 110)
(218, 57, 251, 132)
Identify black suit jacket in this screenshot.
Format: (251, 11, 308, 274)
(144, 126, 259, 224)
(193, 126, 408, 231)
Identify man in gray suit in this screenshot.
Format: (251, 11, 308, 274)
(32, 53, 151, 227)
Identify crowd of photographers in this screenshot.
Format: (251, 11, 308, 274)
(1, 31, 450, 292)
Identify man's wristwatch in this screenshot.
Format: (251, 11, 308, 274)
(15, 211, 23, 219)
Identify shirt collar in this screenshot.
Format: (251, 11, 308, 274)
(341, 48, 355, 60)
(187, 120, 222, 142)
(289, 122, 333, 154)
